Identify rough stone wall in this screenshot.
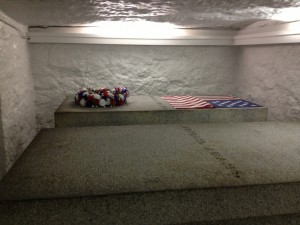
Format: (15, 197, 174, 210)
(0, 99, 5, 179)
(0, 14, 37, 180)
(30, 44, 238, 129)
(236, 44, 300, 121)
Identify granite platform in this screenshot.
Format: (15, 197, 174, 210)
(0, 122, 299, 224)
(55, 95, 268, 127)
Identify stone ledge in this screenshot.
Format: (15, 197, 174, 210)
(1, 183, 299, 225)
(55, 95, 268, 127)
(0, 122, 299, 224)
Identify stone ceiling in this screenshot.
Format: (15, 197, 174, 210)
(0, 0, 300, 30)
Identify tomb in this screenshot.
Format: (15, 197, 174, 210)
(1, 1, 300, 224)
(0, 122, 299, 224)
(55, 95, 268, 127)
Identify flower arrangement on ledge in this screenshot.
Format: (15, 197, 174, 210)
(75, 87, 129, 107)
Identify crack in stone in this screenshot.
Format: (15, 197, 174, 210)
(150, 96, 169, 110)
(181, 125, 242, 179)
(181, 125, 206, 144)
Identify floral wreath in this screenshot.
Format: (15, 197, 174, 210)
(75, 87, 129, 107)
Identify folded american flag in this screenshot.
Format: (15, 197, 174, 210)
(161, 96, 262, 109)
(161, 96, 213, 109)
(207, 99, 262, 108)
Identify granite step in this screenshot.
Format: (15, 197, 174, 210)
(0, 122, 299, 224)
(55, 95, 268, 127)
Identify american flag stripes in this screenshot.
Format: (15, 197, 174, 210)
(161, 96, 262, 109)
(194, 96, 240, 100)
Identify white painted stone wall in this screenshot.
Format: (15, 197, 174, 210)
(0, 12, 37, 180)
(30, 44, 238, 129)
(29, 43, 300, 128)
(236, 44, 300, 121)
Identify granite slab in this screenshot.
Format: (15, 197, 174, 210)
(55, 95, 268, 127)
(0, 122, 299, 201)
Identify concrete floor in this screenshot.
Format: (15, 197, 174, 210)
(0, 122, 299, 201)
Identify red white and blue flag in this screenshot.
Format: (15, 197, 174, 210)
(161, 96, 262, 109)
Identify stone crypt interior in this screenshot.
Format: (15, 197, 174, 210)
(0, 0, 300, 224)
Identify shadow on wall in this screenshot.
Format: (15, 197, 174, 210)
(235, 45, 300, 121)
(0, 98, 7, 181)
